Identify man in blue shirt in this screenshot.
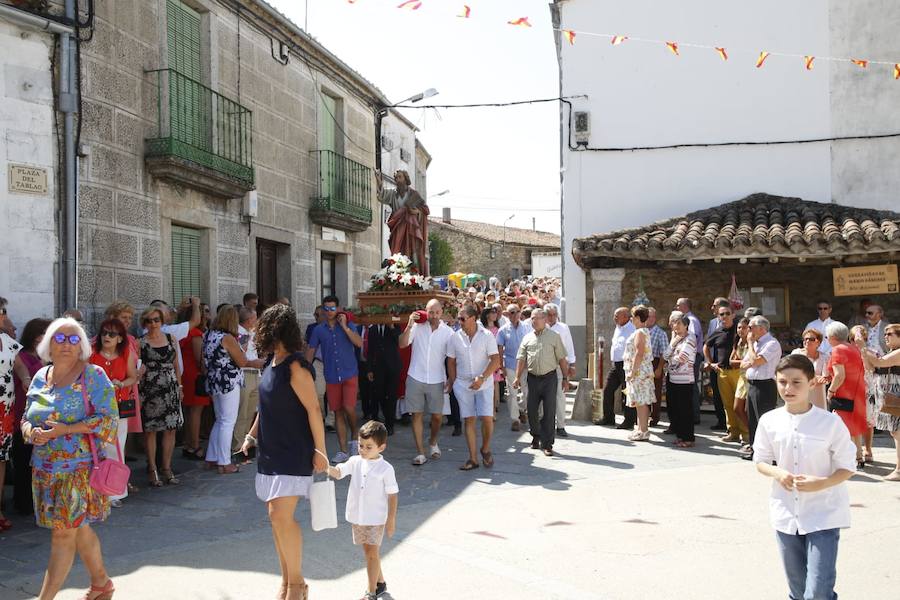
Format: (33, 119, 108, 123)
(496, 303, 532, 431)
(305, 295, 363, 463)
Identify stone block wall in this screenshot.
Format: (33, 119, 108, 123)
(428, 222, 555, 280)
(0, 20, 57, 325)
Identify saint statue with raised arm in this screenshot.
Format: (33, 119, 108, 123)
(376, 169, 430, 276)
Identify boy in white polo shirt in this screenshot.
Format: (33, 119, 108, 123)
(329, 421, 399, 600)
(754, 354, 857, 600)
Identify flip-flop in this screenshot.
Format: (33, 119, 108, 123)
(459, 460, 480, 471)
(481, 451, 494, 468)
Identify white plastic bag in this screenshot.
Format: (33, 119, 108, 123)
(442, 392, 451, 415)
(309, 450, 337, 531)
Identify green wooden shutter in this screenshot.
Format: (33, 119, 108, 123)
(318, 95, 340, 201)
(171, 225, 201, 304)
(167, 0, 208, 151)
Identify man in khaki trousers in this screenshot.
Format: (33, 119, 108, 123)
(233, 306, 261, 453)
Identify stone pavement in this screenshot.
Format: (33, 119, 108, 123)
(1, 399, 898, 600)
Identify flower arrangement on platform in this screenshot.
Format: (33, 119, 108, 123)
(367, 253, 433, 292)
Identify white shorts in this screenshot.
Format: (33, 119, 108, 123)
(453, 380, 494, 419)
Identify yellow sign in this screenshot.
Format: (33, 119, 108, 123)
(833, 264, 899, 297)
(8, 164, 49, 195)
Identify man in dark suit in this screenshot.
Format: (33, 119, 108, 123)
(366, 323, 402, 435)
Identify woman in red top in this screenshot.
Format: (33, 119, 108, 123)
(90, 318, 138, 505)
(825, 322, 869, 470)
(181, 303, 211, 460)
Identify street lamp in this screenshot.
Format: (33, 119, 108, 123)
(503, 214, 515, 245)
(429, 189, 450, 199)
(375, 88, 439, 171)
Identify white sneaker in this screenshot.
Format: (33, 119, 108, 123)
(350, 441, 359, 456)
(332, 451, 349, 463)
(429, 444, 441, 459)
(412, 454, 427, 466)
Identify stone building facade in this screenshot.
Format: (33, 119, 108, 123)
(428, 211, 560, 280)
(2, 0, 403, 329)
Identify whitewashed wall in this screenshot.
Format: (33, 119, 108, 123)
(0, 21, 57, 326)
(557, 0, 900, 364)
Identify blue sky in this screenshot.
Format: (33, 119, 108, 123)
(269, 0, 562, 234)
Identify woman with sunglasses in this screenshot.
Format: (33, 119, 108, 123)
(862, 323, 900, 481)
(21, 317, 118, 600)
(139, 306, 183, 487)
(104, 301, 143, 451)
(89, 318, 137, 507)
(790, 328, 830, 409)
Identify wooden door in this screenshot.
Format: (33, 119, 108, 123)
(256, 239, 279, 308)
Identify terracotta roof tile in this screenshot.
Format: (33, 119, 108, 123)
(572, 194, 900, 265)
(429, 217, 560, 248)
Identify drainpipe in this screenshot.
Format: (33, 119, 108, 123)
(61, 0, 78, 311)
(0, 4, 74, 34)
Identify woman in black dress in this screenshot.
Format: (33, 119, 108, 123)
(242, 304, 327, 600)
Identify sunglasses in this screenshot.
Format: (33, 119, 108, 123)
(100, 330, 120, 338)
(865, 311, 876, 316)
(458, 316, 470, 322)
(718, 312, 732, 317)
(817, 306, 830, 311)
(802, 337, 818, 342)
(144, 317, 162, 324)
(323, 306, 338, 312)
(52, 333, 82, 345)
(886, 332, 899, 338)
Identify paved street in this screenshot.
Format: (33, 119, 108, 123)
(1, 400, 898, 600)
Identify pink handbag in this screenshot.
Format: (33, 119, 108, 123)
(80, 369, 130, 496)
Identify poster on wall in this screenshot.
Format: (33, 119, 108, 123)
(832, 264, 899, 297)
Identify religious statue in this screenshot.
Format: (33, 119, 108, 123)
(376, 169, 430, 276)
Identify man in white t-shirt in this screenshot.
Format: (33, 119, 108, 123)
(806, 300, 835, 354)
(447, 305, 501, 471)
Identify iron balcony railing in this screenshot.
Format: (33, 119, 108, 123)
(311, 149, 373, 224)
(145, 69, 254, 186)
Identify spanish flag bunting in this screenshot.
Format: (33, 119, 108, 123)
(851, 59, 869, 69)
(804, 56, 815, 70)
(508, 17, 532, 27)
(756, 51, 770, 68)
(666, 42, 679, 56)
(715, 47, 728, 61)
(895, 64, 900, 80)
(457, 5, 470, 18)
(611, 35, 628, 46)
(397, 0, 422, 10)
(563, 30, 576, 45)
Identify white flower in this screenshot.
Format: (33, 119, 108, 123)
(400, 273, 413, 286)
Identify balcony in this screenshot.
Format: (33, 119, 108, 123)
(309, 150, 373, 232)
(144, 69, 254, 198)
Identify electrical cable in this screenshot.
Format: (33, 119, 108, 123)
(394, 96, 586, 109)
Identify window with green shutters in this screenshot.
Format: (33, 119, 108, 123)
(171, 225, 202, 304)
(166, 0, 209, 152)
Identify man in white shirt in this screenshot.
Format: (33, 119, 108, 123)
(599, 307, 636, 427)
(741, 315, 783, 459)
(865, 304, 888, 355)
(753, 353, 856, 600)
(399, 299, 454, 466)
(806, 300, 835, 354)
(545, 304, 576, 438)
(233, 306, 260, 454)
(447, 305, 501, 471)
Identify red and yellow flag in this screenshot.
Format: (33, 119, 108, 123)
(756, 51, 770, 68)
(508, 17, 532, 27)
(715, 47, 728, 61)
(666, 42, 679, 56)
(563, 30, 576, 45)
(397, 0, 422, 10)
(804, 56, 815, 70)
(851, 59, 869, 69)
(611, 35, 628, 46)
(895, 64, 900, 80)
(458, 5, 470, 18)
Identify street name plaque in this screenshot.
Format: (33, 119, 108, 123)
(8, 164, 49, 195)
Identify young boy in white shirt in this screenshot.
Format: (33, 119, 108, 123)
(329, 421, 399, 600)
(753, 354, 857, 600)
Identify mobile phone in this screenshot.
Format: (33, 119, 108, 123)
(233, 447, 256, 462)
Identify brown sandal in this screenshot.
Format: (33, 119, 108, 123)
(459, 460, 479, 471)
(161, 469, 180, 485)
(481, 450, 494, 468)
(147, 469, 163, 487)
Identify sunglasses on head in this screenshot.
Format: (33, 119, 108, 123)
(100, 330, 120, 338)
(52, 333, 81, 345)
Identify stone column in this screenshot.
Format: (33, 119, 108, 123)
(591, 268, 626, 389)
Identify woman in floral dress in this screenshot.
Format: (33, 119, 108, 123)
(21, 317, 117, 600)
(0, 327, 22, 531)
(139, 307, 183, 487)
(862, 323, 900, 481)
(624, 305, 655, 441)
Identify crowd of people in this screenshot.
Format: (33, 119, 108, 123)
(596, 296, 900, 481)
(1, 281, 898, 599)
